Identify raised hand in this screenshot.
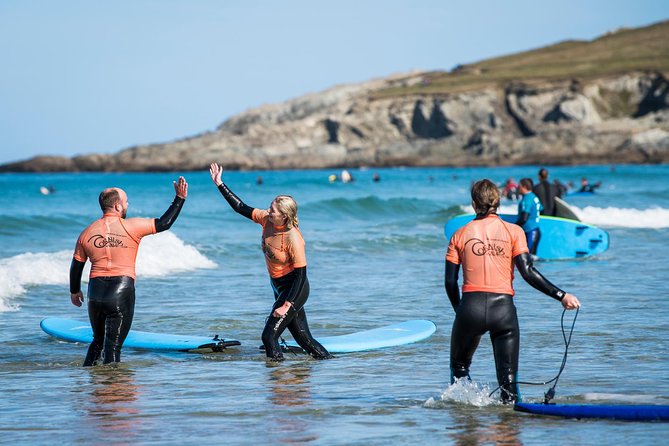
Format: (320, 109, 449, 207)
(173, 176, 188, 199)
(209, 163, 223, 186)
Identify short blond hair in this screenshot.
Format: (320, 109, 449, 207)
(274, 195, 299, 228)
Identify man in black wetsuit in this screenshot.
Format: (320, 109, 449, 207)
(445, 179, 580, 403)
(533, 168, 560, 216)
(69, 177, 188, 366)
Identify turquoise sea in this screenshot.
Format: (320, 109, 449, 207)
(1, 165, 668, 444)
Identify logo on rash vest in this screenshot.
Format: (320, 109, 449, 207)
(465, 238, 506, 257)
(88, 234, 126, 248)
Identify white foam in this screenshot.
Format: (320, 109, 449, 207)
(0, 231, 216, 312)
(572, 206, 669, 228)
(424, 378, 500, 408)
(463, 204, 669, 228)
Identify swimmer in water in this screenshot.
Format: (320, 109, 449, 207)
(445, 179, 580, 403)
(69, 177, 188, 366)
(209, 163, 332, 361)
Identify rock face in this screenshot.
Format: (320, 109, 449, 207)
(3, 71, 669, 172)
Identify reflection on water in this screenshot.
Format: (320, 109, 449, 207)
(84, 365, 143, 442)
(449, 409, 522, 446)
(267, 363, 318, 444)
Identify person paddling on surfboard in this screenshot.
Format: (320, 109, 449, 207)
(209, 163, 332, 361)
(69, 177, 188, 366)
(445, 179, 580, 403)
(515, 178, 543, 256)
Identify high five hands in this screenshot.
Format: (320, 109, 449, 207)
(209, 163, 223, 187)
(173, 176, 188, 199)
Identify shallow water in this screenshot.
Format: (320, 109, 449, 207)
(1, 165, 668, 444)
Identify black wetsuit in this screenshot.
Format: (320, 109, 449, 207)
(216, 183, 332, 361)
(445, 251, 566, 403)
(533, 180, 558, 216)
(69, 196, 185, 366)
(264, 268, 331, 360)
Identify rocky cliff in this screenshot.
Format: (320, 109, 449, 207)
(3, 22, 669, 172)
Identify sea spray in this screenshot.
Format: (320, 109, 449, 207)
(0, 231, 215, 312)
(424, 378, 501, 408)
(462, 204, 669, 228)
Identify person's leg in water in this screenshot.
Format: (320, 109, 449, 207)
(83, 276, 135, 366)
(84, 277, 110, 366)
(287, 307, 332, 359)
(488, 294, 521, 403)
(262, 309, 287, 361)
(262, 273, 332, 360)
(262, 276, 291, 360)
(525, 228, 541, 256)
(101, 277, 135, 364)
(450, 293, 486, 383)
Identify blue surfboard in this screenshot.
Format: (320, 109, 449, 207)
(567, 190, 596, 197)
(282, 319, 436, 353)
(40, 317, 241, 352)
(515, 402, 669, 421)
(444, 214, 609, 260)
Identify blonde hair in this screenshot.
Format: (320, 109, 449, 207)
(471, 179, 500, 216)
(274, 195, 299, 228)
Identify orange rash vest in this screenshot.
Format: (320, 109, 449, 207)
(252, 208, 307, 279)
(446, 214, 529, 296)
(73, 215, 156, 280)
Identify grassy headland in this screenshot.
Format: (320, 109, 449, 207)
(374, 19, 669, 98)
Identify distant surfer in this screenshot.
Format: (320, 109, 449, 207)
(40, 185, 56, 195)
(515, 178, 542, 255)
(533, 168, 559, 216)
(69, 177, 188, 366)
(579, 178, 601, 193)
(445, 179, 580, 403)
(502, 178, 519, 200)
(341, 169, 354, 183)
(209, 163, 332, 361)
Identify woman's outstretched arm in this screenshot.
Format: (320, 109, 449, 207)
(209, 163, 254, 220)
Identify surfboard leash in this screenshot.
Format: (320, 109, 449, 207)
(488, 307, 579, 403)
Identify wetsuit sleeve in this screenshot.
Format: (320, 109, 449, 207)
(516, 212, 529, 227)
(445, 260, 461, 311)
(69, 258, 86, 294)
(155, 196, 185, 233)
(284, 266, 307, 305)
(217, 183, 254, 220)
(514, 253, 565, 301)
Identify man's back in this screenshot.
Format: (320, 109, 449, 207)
(533, 180, 557, 216)
(74, 215, 155, 279)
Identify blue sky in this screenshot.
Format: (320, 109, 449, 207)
(0, 0, 667, 163)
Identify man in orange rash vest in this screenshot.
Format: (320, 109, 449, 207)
(69, 177, 188, 366)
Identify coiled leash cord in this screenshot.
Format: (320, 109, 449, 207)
(488, 307, 579, 403)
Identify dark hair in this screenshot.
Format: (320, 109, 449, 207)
(538, 168, 548, 181)
(471, 179, 500, 216)
(520, 178, 533, 190)
(99, 189, 120, 211)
